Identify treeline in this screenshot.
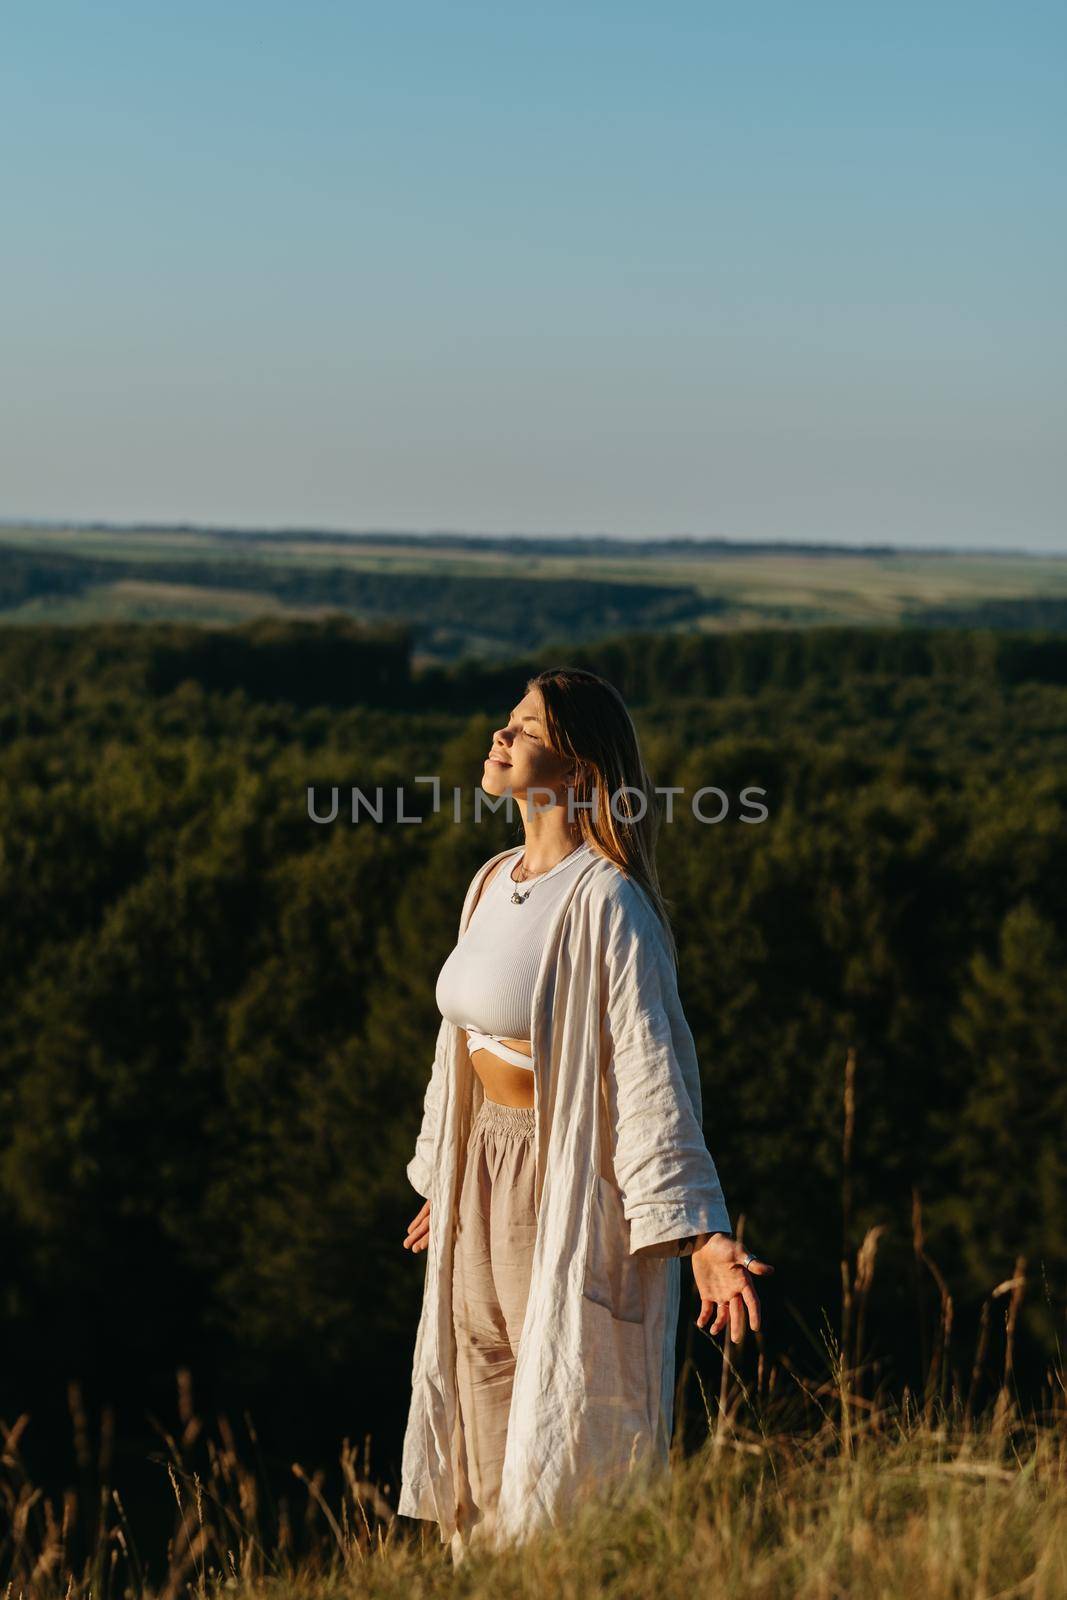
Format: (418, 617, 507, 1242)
(0, 522, 905, 557)
(905, 596, 1067, 630)
(0, 617, 1064, 1491)
(432, 620, 1067, 703)
(0, 545, 106, 608)
(5, 614, 1067, 724)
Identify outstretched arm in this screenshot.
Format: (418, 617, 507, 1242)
(600, 880, 733, 1256)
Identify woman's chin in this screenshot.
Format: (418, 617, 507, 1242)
(481, 763, 517, 793)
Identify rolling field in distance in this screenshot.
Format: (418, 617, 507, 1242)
(2, 521, 1066, 662)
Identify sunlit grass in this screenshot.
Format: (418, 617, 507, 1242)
(3, 1050, 1065, 1597)
(4, 1247, 1064, 1599)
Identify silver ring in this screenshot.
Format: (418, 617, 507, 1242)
(742, 1253, 756, 1269)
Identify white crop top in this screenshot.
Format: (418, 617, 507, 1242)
(435, 842, 593, 1070)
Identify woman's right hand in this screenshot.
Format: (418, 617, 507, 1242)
(403, 1199, 430, 1253)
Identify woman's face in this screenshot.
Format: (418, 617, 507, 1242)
(483, 687, 575, 805)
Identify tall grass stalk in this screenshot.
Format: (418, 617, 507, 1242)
(0, 1041, 1061, 1596)
(2, 1293, 1063, 1598)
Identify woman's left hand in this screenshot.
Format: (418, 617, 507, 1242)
(691, 1233, 774, 1341)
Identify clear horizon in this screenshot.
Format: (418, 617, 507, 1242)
(3, 3, 1064, 552)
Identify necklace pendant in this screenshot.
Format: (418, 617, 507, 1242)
(511, 887, 530, 904)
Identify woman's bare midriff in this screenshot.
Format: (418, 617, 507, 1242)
(468, 1039, 535, 1107)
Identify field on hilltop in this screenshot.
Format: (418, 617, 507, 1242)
(3, 522, 1067, 662)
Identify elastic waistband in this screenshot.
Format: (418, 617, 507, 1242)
(473, 1097, 536, 1136)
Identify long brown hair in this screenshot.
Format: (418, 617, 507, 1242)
(526, 666, 679, 968)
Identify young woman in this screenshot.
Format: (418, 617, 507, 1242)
(399, 665, 773, 1561)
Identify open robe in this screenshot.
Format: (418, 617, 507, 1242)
(397, 845, 733, 1548)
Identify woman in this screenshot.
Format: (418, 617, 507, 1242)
(398, 666, 773, 1561)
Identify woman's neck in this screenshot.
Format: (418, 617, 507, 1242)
(514, 833, 583, 876)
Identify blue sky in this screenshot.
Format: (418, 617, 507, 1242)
(2, 2, 1064, 549)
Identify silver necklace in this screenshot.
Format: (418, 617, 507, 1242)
(509, 842, 582, 905)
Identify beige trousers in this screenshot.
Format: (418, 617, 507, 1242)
(450, 1096, 537, 1562)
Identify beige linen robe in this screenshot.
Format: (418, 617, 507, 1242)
(397, 844, 732, 1548)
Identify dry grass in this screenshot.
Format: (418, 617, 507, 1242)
(3, 1281, 1064, 1599)
(3, 1046, 1065, 1597)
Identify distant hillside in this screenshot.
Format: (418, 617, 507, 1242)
(2, 522, 1066, 662)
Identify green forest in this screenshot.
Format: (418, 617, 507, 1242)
(1, 615, 1065, 1540)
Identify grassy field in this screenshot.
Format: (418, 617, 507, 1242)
(0, 577, 351, 627)
(4, 1350, 1063, 1599)
(4, 1218, 1065, 1599)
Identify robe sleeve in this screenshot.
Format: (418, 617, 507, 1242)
(600, 879, 733, 1255)
(406, 1020, 447, 1200)
(404, 853, 499, 1200)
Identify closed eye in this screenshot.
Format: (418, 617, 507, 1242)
(506, 707, 543, 741)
